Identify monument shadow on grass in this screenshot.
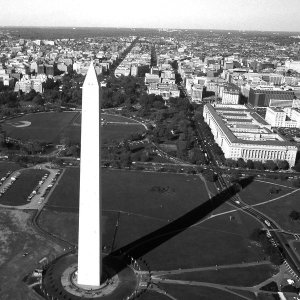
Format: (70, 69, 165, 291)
(104, 176, 255, 277)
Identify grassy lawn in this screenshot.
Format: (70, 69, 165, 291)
(239, 180, 292, 206)
(0, 169, 48, 206)
(2, 112, 79, 143)
(141, 212, 265, 271)
(46, 168, 210, 219)
(38, 209, 119, 247)
(44, 167, 79, 211)
(72, 113, 141, 124)
(102, 123, 145, 143)
(0, 162, 21, 178)
(2, 112, 145, 145)
(36, 168, 277, 299)
(293, 241, 300, 256)
(139, 291, 170, 300)
(62, 121, 145, 144)
(164, 264, 277, 286)
(159, 284, 251, 300)
(102, 113, 140, 123)
(40, 168, 267, 276)
(257, 190, 300, 232)
(237, 179, 300, 231)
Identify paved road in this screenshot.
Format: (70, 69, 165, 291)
(193, 113, 300, 281)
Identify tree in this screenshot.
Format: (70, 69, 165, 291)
(237, 158, 247, 168)
(32, 94, 44, 106)
(269, 186, 281, 194)
(229, 172, 240, 183)
(225, 158, 237, 168)
(294, 161, 300, 172)
(202, 169, 217, 182)
(264, 160, 278, 171)
(43, 78, 60, 90)
(277, 160, 289, 170)
(66, 145, 80, 157)
(246, 160, 254, 169)
(253, 160, 264, 170)
(289, 210, 300, 221)
(190, 149, 206, 165)
(22, 90, 37, 102)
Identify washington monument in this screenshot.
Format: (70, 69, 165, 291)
(77, 62, 102, 286)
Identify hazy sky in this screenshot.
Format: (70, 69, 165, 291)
(1, 0, 300, 31)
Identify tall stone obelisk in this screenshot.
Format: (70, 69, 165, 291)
(77, 62, 101, 286)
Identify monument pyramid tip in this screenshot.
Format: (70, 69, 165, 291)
(83, 61, 98, 85)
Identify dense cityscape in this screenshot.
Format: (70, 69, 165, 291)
(1, 25, 300, 300)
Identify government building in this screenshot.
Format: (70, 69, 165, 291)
(203, 104, 298, 166)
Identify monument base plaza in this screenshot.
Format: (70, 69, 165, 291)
(41, 253, 145, 300)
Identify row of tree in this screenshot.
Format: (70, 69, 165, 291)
(224, 158, 290, 171)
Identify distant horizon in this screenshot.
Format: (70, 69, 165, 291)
(1, 25, 300, 34)
(1, 0, 300, 32)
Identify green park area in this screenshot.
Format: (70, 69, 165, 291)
(37, 168, 277, 299)
(238, 178, 300, 232)
(159, 284, 257, 300)
(2, 112, 79, 143)
(2, 111, 145, 146)
(164, 264, 276, 286)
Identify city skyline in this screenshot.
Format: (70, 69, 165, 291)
(1, 21, 300, 299)
(1, 0, 300, 32)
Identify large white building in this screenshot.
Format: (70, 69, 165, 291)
(203, 104, 297, 166)
(191, 85, 203, 103)
(285, 60, 300, 73)
(147, 83, 180, 100)
(265, 107, 300, 128)
(265, 107, 287, 127)
(145, 73, 160, 85)
(222, 90, 240, 104)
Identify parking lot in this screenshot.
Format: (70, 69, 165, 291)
(0, 166, 63, 209)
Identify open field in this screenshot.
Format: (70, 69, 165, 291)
(45, 168, 209, 218)
(293, 241, 300, 254)
(238, 179, 300, 232)
(37, 168, 274, 299)
(102, 113, 141, 123)
(2, 112, 145, 144)
(141, 212, 265, 271)
(2, 112, 79, 143)
(0, 169, 48, 206)
(102, 123, 145, 143)
(239, 180, 293, 206)
(164, 264, 277, 286)
(159, 284, 253, 300)
(257, 191, 300, 232)
(139, 292, 170, 300)
(38, 209, 119, 247)
(43, 167, 79, 211)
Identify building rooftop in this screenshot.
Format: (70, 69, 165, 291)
(205, 103, 295, 147)
(250, 112, 270, 125)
